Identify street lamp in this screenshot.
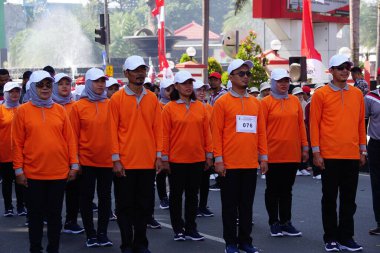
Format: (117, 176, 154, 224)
(271, 39, 282, 55)
(186, 46, 196, 61)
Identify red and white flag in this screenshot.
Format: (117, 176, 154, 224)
(152, 0, 169, 74)
(301, 0, 324, 82)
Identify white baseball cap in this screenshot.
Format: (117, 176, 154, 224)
(144, 77, 152, 84)
(4, 82, 21, 92)
(227, 59, 253, 75)
(160, 79, 174, 89)
(292, 87, 303, 95)
(193, 80, 211, 90)
(259, 82, 271, 92)
(29, 70, 54, 83)
(329, 54, 353, 69)
(106, 77, 120, 88)
(85, 68, 108, 81)
(54, 73, 72, 83)
(271, 69, 290, 81)
(174, 71, 195, 84)
(123, 55, 148, 71)
(249, 86, 259, 93)
(74, 85, 85, 96)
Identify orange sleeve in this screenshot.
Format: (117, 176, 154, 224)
(153, 98, 163, 156)
(211, 100, 224, 162)
(62, 110, 78, 166)
(202, 105, 213, 156)
(359, 95, 367, 149)
(69, 104, 80, 152)
(297, 99, 309, 149)
(12, 107, 25, 173)
(109, 96, 121, 160)
(161, 103, 171, 160)
(310, 91, 322, 153)
(257, 102, 268, 160)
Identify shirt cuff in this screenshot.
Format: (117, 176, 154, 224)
(360, 145, 367, 151)
(71, 164, 79, 170)
(312, 146, 320, 153)
(259, 155, 268, 161)
(303, 146, 309, 152)
(161, 155, 169, 162)
(206, 152, 213, 159)
(156, 151, 162, 158)
(112, 154, 120, 162)
(215, 156, 223, 163)
(15, 168, 24, 176)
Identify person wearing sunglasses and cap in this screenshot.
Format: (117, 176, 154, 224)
(161, 71, 213, 242)
(106, 77, 121, 99)
(212, 59, 268, 253)
(109, 55, 163, 253)
(69, 68, 113, 248)
(12, 70, 79, 253)
(193, 80, 214, 217)
(261, 69, 308, 239)
(0, 82, 26, 217)
(310, 54, 366, 252)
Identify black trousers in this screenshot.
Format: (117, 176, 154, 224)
(26, 179, 66, 253)
(265, 163, 298, 225)
(65, 177, 80, 224)
(322, 159, 359, 243)
(79, 166, 113, 238)
(168, 162, 203, 234)
(220, 169, 257, 246)
(368, 138, 380, 226)
(199, 167, 211, 209)
(156, 171, 168, 200)
(0, 162, 25, 210)
(114, 169, 155, 251)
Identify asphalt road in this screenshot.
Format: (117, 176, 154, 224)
(0, 173, 379, 253)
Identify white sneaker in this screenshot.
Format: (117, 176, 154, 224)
(300, 169, 311, 176)
(296, 170, 303, 176)
(313, 175, 321, 180)
(210, 174, 216, 180)
(261, 174, 266, 179)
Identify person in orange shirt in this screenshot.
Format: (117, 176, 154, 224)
(212, 59, 268, 253)
(310, 55, 366, 252)
(109, 55, 163, 253)
(51, 73, 84, 235)
(193, 80, 214, 217)
(261, 69, 308, 238)
(13, 70, 78, 253)
(161, 71, 212, 241)
(69, 68, 113, 248)
(0, 82, 25, 217)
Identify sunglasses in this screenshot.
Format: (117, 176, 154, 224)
(334, 64, 351, 71)
(36, 82, 53, 89)
(231, 71, 252, 77)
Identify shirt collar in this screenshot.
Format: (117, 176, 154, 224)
(328, 81, 349, 91)
(124, 84, 147, 96)
(176, 99, 196, 104)
(228, 88, 250, 98)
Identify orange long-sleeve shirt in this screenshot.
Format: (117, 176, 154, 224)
(204, 102, 213, 120)
(261, 95, 308, 163)
(0, 105, 17, 163)
(310, 84, 366, 159)
(62, 101, 75, 115)
(212, 90, 268, 169)
(162, 100, 212, 163)
(12, 102, 78, 180)
(69, 98, 112, 168)
(109, 87, 163, 169)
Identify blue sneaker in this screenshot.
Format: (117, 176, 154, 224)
(280, 222, 302, 236)
(185, 230, 204, 241)
(225, 244, 240, 253)
(339, 239, 363, 252)
(238, 244, 259, 253)
(270, 222, 283, 237)
(324, 241, 340, 252)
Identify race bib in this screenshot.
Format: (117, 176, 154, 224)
(236, 115, 257, 133)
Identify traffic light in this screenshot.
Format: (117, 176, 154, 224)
(95, 26, 106, 45)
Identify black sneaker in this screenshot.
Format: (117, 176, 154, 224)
(136, 248, 152, 253)
(225, 244, 239, 253)
(174, 232, 186, 241)
(270, 222, 283, 237)
(369, 227, 380, 235)
(17, 207, 27, 216)
(238, 243, 259, 253)
(109, 211, 117, 221)
(159, 197, 169, 209)
(339, 239, 363, 252)
(147, 218, 161, 229)
(97, 233, 113, 247)
(4, 209, 14, 217)
(196, 209, 203, 217)
(63, 222, 85, 234)
(280, 222, 302, 236)
(86, 237, 99, 248)
(185, 230, 204, 241)
(198, 207, 214, 217)
(209, 183, 220, 191)
(324, 241, 340, 252)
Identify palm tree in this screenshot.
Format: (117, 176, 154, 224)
(350, 0, 360, 66)
(234, 0, 249, 14)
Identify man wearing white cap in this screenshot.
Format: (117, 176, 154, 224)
(212, 59, 268, 253)
(310, 54, 366, 252)
(106, 77, 121, 99)
(109, 55, 163, 253)
(248, 87, 260, 97)
(259, 81, 270, 100)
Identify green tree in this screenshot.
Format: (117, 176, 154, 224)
(236, 31, 268, 87)
(360, 1, 378, 49)
(180, 53, 191, 63)
(208, 57, 223, 74)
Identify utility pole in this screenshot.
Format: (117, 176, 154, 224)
(202, 0, 210, 83)
(104, 0, 110, 65)
(349, 0, 360, 66)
